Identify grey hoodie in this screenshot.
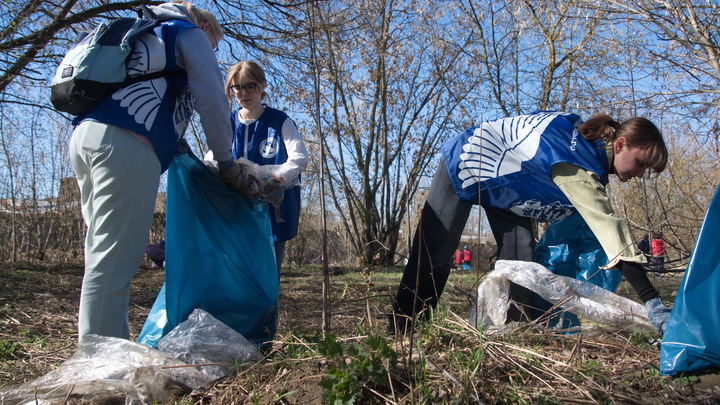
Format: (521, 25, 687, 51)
(147, 2, 194, 23)
(146, 2, 233, 163)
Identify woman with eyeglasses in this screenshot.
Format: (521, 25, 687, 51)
(390, 111, 673, 335)
(225, 61, 309, 275)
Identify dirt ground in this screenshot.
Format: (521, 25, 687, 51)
(1, 261, 720, 404)
(0, 261, 388, 404)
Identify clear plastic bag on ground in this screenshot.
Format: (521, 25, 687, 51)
(158, 308, 262, 381)
(468, 260, 654, 333)
(0, 310, 262, 404)
(0, 334, 212, 405)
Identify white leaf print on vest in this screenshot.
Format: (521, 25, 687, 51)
(173, 86, 194, 140)
(113, 79, 166, 131)
(457, 113, 555, 189)
(112, 33, 168, 131)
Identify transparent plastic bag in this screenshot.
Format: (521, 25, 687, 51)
(0, 335, 212, 405)
(203, 153, 300, 187)
(468, 260, 654, 332)
(0, 311, 263, 404)
(158, 309, 262, 381)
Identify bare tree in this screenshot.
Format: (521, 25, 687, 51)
(454, 0, 610, 116)
(270, 0, 480, 265)
(1, 0, 718, 268)
(595, 0, 720, 263)
(604, 0, 720, 110)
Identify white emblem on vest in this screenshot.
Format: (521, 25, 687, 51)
(259, 138, 279, 159)
(509, 199, 574, 222)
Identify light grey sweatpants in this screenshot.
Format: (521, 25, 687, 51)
(70, 121, 161, 341)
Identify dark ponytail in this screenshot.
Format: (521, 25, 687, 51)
(577, 113, 618, 142)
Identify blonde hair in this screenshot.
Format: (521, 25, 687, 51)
(171, 1, 224, 41)
(225, 61, 268, 102)
(578, 113, 668, 173)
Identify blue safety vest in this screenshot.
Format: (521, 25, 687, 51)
(77, 20, 192, 173)
(442, 111, 609, 223)
(231, 107, 301, 241)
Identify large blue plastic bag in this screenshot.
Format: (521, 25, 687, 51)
(534, 213, 622, 328)
(138, 284, 168, 345)
(660, 186, 720, 375)
(138, 152, 278, 348)
(535, 212, 622, 291)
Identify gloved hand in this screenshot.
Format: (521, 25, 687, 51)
(645, 297, 671, 334)
(263, 175, 285, 208)
(218, 159, 263, 199)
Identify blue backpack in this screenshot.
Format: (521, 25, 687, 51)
(50, 7, 167, 115)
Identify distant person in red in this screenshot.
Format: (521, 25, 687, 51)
(462, 246, 472, 266)
(652, 234, 667, 273)
(454, 249, 463, 270)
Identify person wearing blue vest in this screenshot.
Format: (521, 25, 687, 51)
(69, 1, 260, 342)
(225, 60, 309, 275)
(391, 111, 672, 334)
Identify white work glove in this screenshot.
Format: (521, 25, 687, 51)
(645, 297, 671, 334)
(263, 175, 285, 208)
(217, 159, 263, 199)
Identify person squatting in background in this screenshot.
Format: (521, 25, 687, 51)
(69, 1, 260, 342)
(391, 111, 673, 334)
(225, 61, 309, 275)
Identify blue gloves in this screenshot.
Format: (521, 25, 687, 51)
(646, 297, 671, 334)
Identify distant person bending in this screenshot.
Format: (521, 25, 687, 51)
(462, 246, 473, 266)
(652, 235, 667, 272)
(391, 111, 672, 334)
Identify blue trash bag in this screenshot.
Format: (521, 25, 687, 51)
(534, 212, 623, 328)
(138, 151, 278, 349)
(139, 284, 168, 345)
(660, 185, 720, 375)
(536, 213, 622, 291)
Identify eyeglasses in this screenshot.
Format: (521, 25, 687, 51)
(230, 83, 259, 94)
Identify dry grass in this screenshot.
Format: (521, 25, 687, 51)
(1, 261, 719, 404)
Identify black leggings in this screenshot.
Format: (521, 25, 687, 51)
(392, 160, 540, 322)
